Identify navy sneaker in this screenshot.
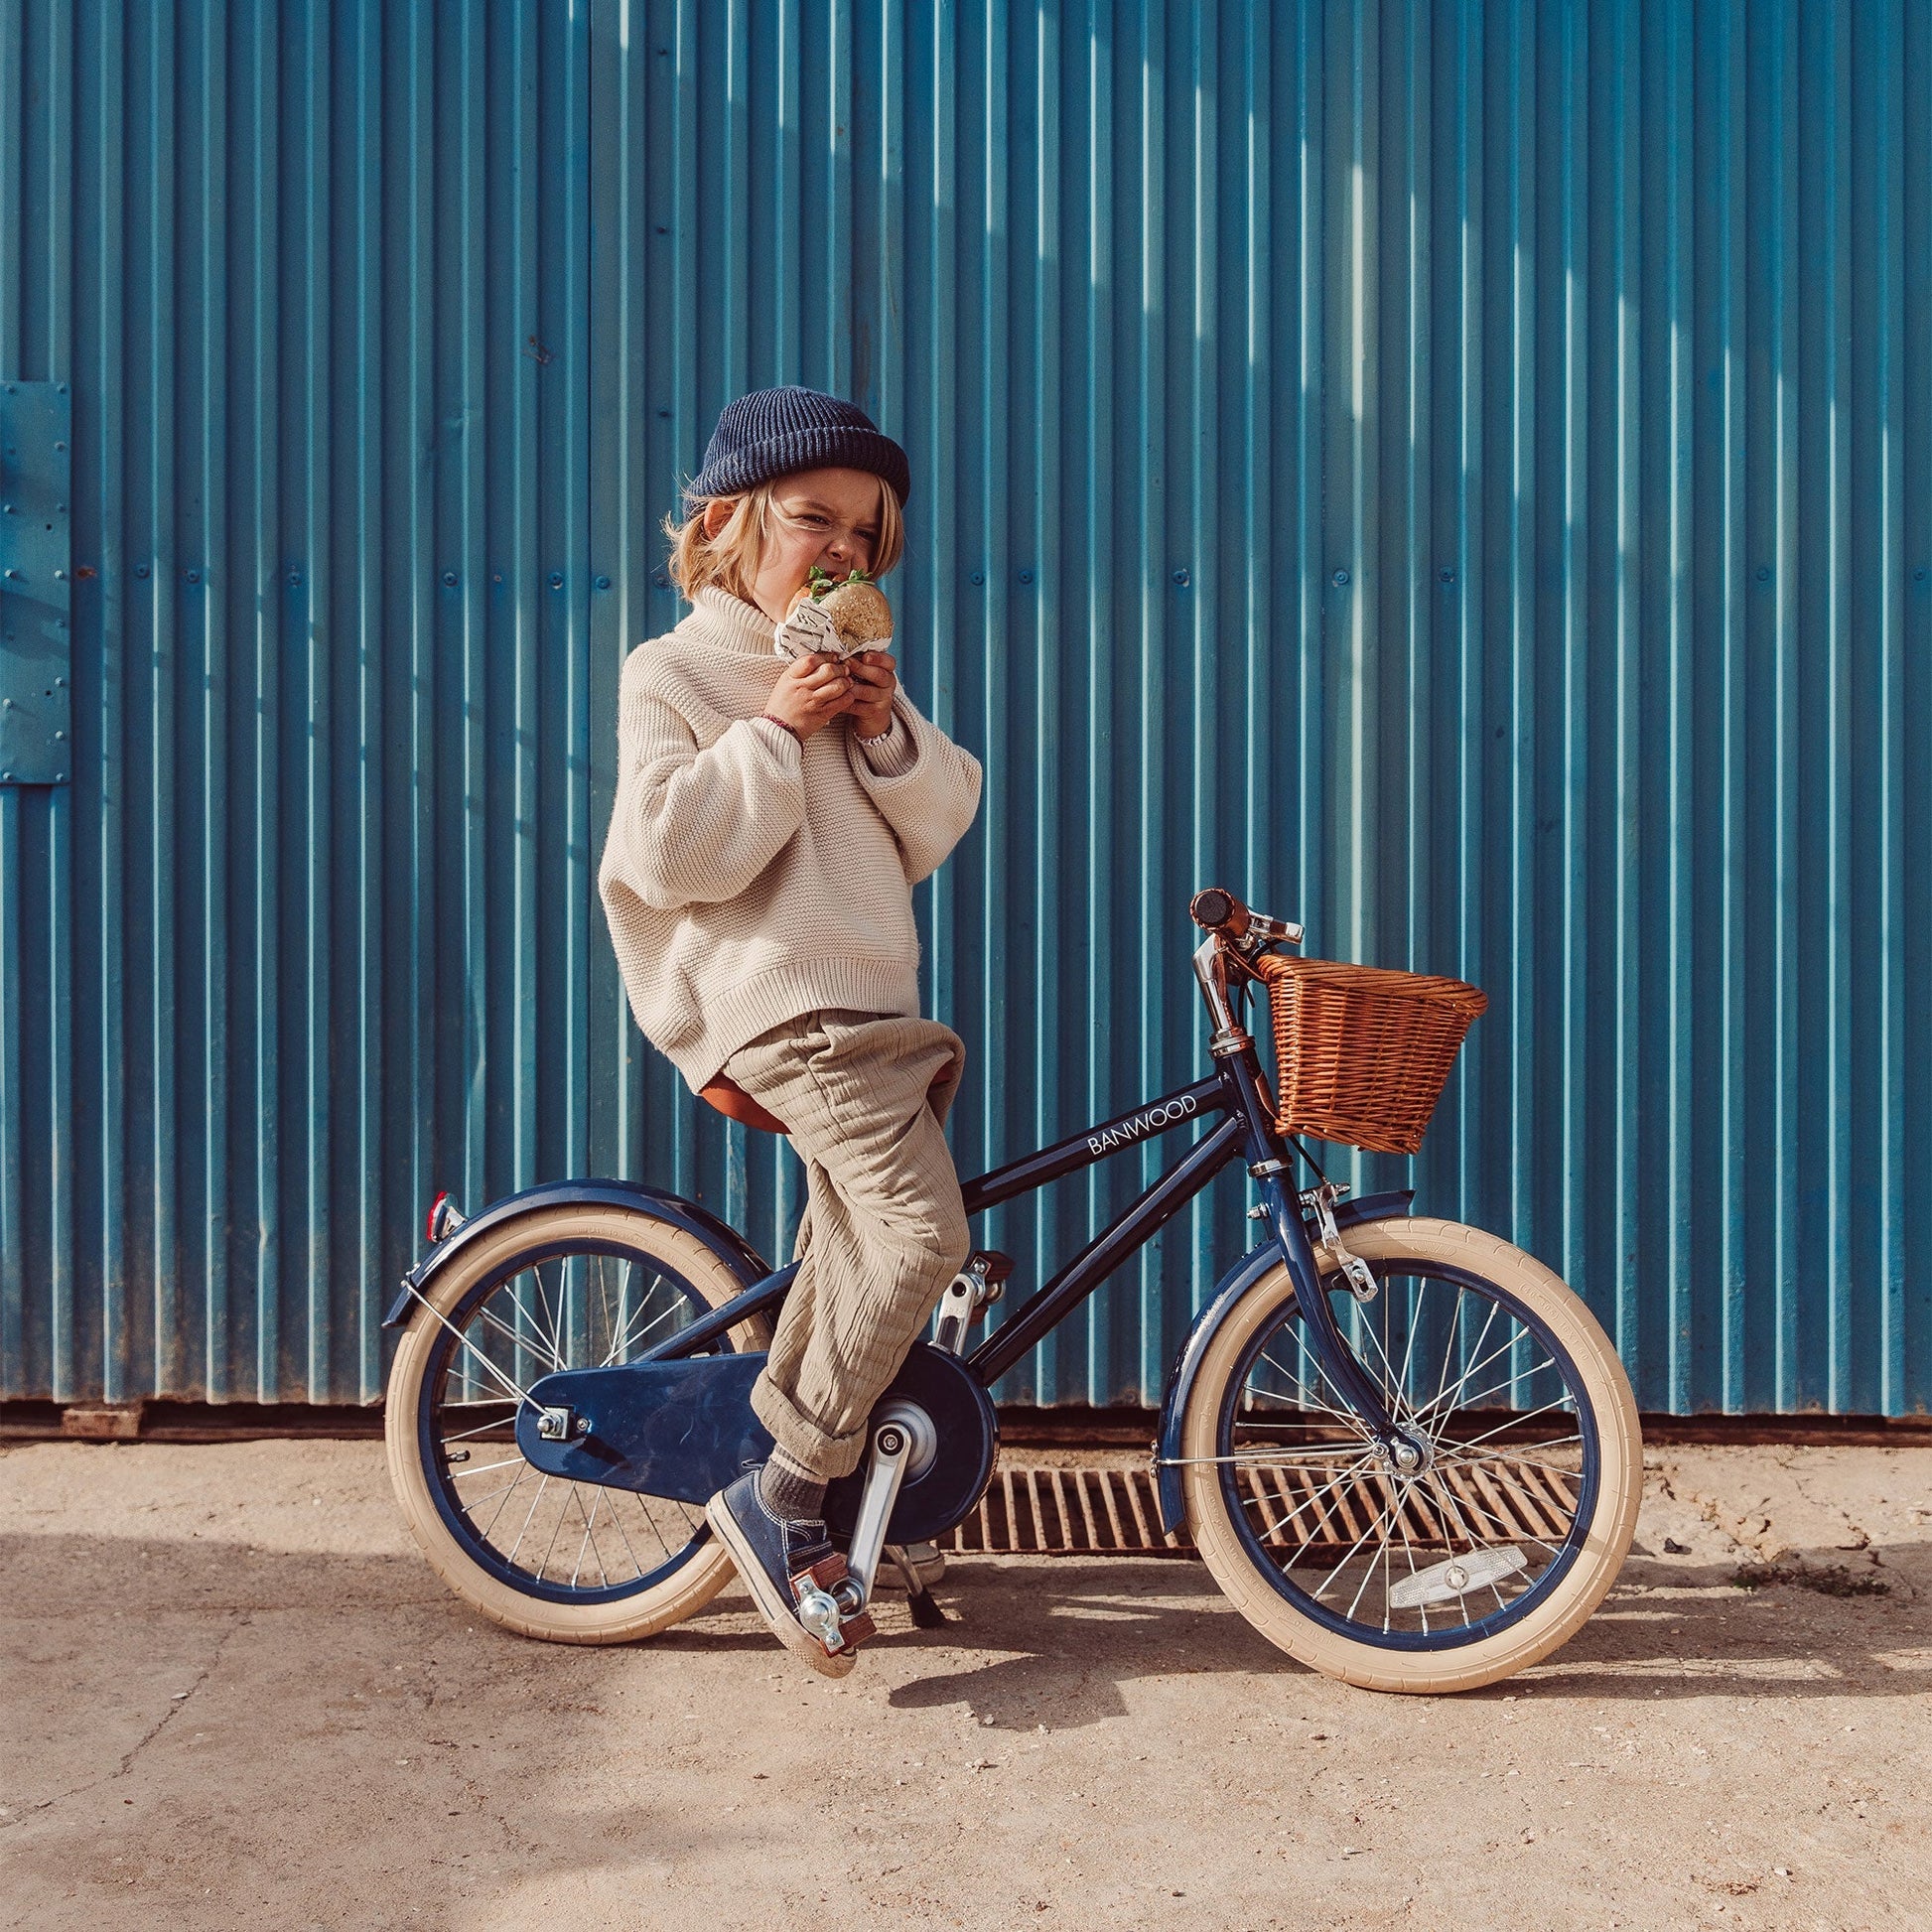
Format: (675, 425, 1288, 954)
(706, 1467, 874, 1678)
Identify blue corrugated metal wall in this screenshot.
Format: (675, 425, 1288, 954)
(1, 1, 1927, 1412)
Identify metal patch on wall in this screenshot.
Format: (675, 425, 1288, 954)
(0, 382, 72, 785)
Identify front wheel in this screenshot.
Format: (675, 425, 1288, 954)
(1177, 1217, 1640, 1693)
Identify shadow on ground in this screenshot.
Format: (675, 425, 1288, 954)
(7, 1440, 1932, 1930)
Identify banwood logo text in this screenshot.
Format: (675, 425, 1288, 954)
(1087, 1094, 1199, 1157)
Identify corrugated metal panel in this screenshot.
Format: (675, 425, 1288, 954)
(0, 1, 1926, 1412)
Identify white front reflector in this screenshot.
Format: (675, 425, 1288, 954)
(1387, 1545, 1528, 1609)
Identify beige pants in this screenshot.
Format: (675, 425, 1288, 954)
(724, 1010, 970, 1481)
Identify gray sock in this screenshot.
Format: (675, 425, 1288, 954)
(759, 1451, 827, 1523)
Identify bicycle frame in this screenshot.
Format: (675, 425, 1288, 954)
(641, 960, 1419, 1458)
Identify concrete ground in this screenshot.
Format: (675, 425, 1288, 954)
(2, 1440, 1929, 1931)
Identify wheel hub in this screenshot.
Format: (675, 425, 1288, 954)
(1376, 1431, 1435, 1475)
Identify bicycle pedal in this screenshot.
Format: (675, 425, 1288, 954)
(790, 1553, 876, 1655)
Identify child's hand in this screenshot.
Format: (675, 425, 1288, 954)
(764, 652, 853, 740)
(846, 651, 897, 740)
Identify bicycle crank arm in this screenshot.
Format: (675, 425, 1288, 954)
(839, 1412, 916, 1611)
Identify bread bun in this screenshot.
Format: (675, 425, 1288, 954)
(819, 578, 894, 646)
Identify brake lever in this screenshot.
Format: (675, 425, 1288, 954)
(1242, 911, 1305, 948)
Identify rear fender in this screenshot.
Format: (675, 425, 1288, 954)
(1153, 1189, 1414, 1533)
(381, 1178, 770, 1330)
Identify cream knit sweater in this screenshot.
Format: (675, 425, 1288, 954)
(599, 588, 983, 1090)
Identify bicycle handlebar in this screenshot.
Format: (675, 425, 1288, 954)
(1189, 888, 1248, 937)
(1189, 887, 1305, 949)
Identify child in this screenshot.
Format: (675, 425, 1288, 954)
(598, 386, 982, 1675)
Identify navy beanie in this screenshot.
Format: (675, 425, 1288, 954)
(686, 386, 911, 506)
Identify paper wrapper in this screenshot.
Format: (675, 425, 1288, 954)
(772, 597, 854, 662)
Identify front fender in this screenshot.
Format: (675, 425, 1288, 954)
(1154, 1188, 1414, 1533)
(381, 1178, 771, 1330)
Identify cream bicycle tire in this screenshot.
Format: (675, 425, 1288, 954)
(385, 1202, 772, 1645)
(1179, 1217, 1640, 1693)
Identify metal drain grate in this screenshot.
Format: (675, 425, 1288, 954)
(948, 1462, 1188, 1557)
(1229, 1454, 1577, 1557)
(947, 1454, 1575, 1558)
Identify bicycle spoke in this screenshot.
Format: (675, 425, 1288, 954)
(1440, 1431, 1584, 1458)
(1302, 1489, 1402, 1602)
(615, 1262, 687, 1363)
(1244, 1453, 1382, 1543)
(510, 1278, 568, 1372)
(533, 1482, 574, 1582)
(571, 1485, 603, 1587)
(1448, 1459, 1578, 1536)
(1379, 1500, 1397, 1633)
(477, 1464, 529, 1543)
(1421, 1295, 1500, 1426)
(1454, 1448, 1586, 1482)
(441, 1410, 521, 1446)
(1425, 1283, 1470, 1415)
(1444, 1395, 1581, 1456)
(1168, 1441, 1376, 1465)
(1392, 1485, 1430, 1634)
(452, 1475, 527, 1509)
(1421, 1468, 1563, 1556)
(1345, 1477, 1409, 1624)
(527, 1264, 566, 1371)
(604, 1498, 651, 1582)
(1417, 1460, 1488, 1550)
(1353, 1307, 1421, 1429)
(476, 1296, 564, 1375)
(1394, 1281, 1426, 1417)
(601, 1285, 684, 1368)
(591, 1254, 616, 1363)
(1412, 1318, 1537, 1427)
(578, 1486, 615, 1587)
(503, 1474, 551, 1567)
(1417, 1357, 1564, 1423)
(1256, 1350, 1362, 1428)
(449, 1455, 525, 1481)
(411, 1290, 534, 1410)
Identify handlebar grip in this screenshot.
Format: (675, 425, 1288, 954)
(1189, 888, 1250, 937)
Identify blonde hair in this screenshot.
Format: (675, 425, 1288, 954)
(663, 475, 904, 603)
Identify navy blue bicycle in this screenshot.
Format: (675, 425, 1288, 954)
(383, 890, 1640, 1693)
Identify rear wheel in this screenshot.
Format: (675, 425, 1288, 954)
(384, 1203, 770, 1644)
(1178, 1217, 1640, 1692)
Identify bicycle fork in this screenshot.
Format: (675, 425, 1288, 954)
(1252, 1168, 1429, 1470)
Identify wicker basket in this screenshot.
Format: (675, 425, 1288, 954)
(1251, 953, 1487, 1156)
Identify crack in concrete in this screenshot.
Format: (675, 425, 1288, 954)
(3, 1612, 249, 1827)
(1782, 1459, 1874, 1556)
(114, 1612, 249, 1779)
(1647, 1463, 1760, 1558)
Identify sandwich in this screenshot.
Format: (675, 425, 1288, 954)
(773, 565, 895, 661)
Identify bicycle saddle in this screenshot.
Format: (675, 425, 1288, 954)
(700, 1056, 963, 1138)
(699, 1075, 789, 1136)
